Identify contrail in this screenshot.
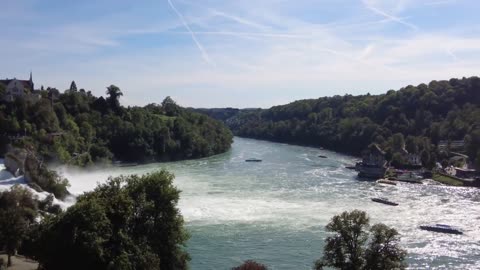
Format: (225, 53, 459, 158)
(362, 0, 418, 31)
(446, 48, 459, 62)
(167, 0, 214, 65)
(210, 9, 269, 31)
(174, 31, 311, 39)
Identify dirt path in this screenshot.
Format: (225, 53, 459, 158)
(0, 255, 38, 270)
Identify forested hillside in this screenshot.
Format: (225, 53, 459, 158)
(0, 83, 233, 165)
(201, 77, 480, 168)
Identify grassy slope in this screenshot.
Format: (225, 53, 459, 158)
(432, 173, 464, 186)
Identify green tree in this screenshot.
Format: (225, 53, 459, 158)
(391, 152, 407, 168)
(0, 187, 38, 267)
(24, 154, 70, 199)
(315, 210, 406, 270)
(476, 150, 480, 169)
(232, 260, 268, 270)
(162, 96, 180, 116)
(392, 133, 405, 152)
(69, 81, 77, 92)
(34, 170, 189, 270)
(106, 85, 123, 111)
(0, 83, 5, 96)
(364, 224, 407, 270)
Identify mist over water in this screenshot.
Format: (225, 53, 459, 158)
(5, 138, 480, 269)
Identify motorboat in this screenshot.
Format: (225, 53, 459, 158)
(318, 155, 328, 158)
(371, 197, 399, 206)
(245, 158, 262, 162)
(419, 224, 463, 235)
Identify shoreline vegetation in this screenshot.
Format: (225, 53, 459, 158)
(195, 76, 480, 184)
(0, 84, 233, 167)
(432, 173, 465, 186)
(0, 82, 233, 199)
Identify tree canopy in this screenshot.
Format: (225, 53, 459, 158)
(315, 210, 406, 270)
(0, 83, 233, 165)
(0, 187, 38, 267)
(198, 76, 480, 168)
(232, 260, 268, 270)
(106, 84, 123, 111)
(32, 171, 189, 270)
(69, 81, 77, 92)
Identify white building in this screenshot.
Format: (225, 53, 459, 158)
(407, 153, 422, 166)
(0, 73, 35, 102)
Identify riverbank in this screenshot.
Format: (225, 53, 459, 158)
(61, 137, 480, 269)
(2, 138, 480, 269)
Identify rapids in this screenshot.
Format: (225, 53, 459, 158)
(2, 137, 479, 269)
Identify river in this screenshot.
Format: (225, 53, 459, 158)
(3, 137, 480, 269)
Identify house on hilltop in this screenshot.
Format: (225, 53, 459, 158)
(0, 72, 40, 102)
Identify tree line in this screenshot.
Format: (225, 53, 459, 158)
(0, 82, 233, 165)
(198, 77, 480, 168)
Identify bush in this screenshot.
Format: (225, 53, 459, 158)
(24, 154, 70, 199)
(33, 170, 189, 270)
(0, 187, 38, 267)
(232, 260, 268, 270)
(315, 210, 407, 270)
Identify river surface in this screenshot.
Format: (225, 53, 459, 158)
(2, 137, 480, 269)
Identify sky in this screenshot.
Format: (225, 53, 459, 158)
(1, 0, 479, 108)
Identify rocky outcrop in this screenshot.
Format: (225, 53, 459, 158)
(24, 153, 70, 199)
(4, 148, 28, 176)
(2, 147, 70, 199)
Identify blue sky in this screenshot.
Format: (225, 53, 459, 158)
(1, 0, 479, 108)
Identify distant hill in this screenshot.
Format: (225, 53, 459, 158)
(0, 85, 233, 165)
(196, 77, 480, 168)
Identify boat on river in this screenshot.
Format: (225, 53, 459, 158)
(245, 158, 262, 162)
(376, 179, 398, 186)
(419, 224, 463, 235)
(371, 197, 399, 206)
(113, 161, 139, 167)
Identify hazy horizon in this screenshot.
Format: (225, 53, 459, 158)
(1, 0, 479, 108)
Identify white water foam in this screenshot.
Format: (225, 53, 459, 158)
(0, 160, 72, 209)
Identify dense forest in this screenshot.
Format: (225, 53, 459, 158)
(0, 82, 233, 165)
(197, 77, 480, 168)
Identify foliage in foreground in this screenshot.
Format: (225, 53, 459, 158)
(28, 170, 189, 270)
(24, 154, 70, 199)
(315, 210, 407, 270)
(0, 187, 38, 267)
(232, 260, 268, 270)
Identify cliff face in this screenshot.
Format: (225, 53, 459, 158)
(4, 148, 28, 176)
